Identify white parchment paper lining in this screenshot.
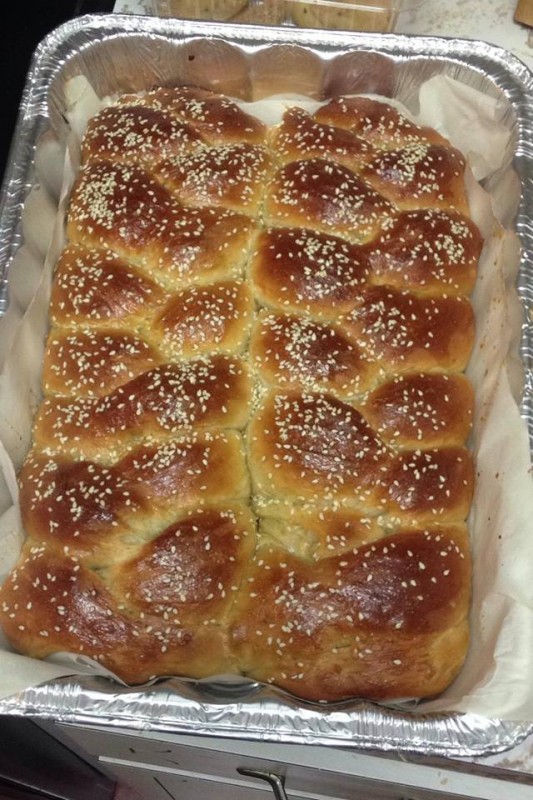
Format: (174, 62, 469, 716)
(0, 73, 531, 722)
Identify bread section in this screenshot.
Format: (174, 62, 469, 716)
(0, 86, 480, 703)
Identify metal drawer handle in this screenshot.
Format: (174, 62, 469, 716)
(237, 767, 289, 799)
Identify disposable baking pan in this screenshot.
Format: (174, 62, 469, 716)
(0, 12, 533, 757)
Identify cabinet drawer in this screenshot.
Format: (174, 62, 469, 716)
(56, 723, 206, 769)
(49, 722, 533, 800)
(103, 761, 269, 800)
(99, 757, 417, 800)
(54, 725, 412, 799)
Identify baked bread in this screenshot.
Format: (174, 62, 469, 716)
(0, 85, 481, 703)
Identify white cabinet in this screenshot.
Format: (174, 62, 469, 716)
(40, 721, 533, 800)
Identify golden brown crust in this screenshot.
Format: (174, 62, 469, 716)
(81, 104, 205, 167)
(269, 106, 374, 171)
(360, 144, 469, 214)
(67, 160, 255, 284)
(154, 280, 254, 359)
(154, 143, 274, 214)
(0, 542, 236, 683)
(249, 226, 370, 319)
(19, 432, 250, 562)
(0, 89, 481, 702)
(107, 504, 256, 627)
(377, 447, 474, 525)
(365, 208, 481, 295)
(248, 390, 391, 508)
(341, 286, 475, 374)
(314, 96, 450, 150)
(264, 158, 395, 242)
(49, 244, 165, 329)
(117, 86, 267, 146)
(229, 525, 471, 701)
(33, 356, 252, 460)
(41, 329, 160, 398)
(250, 310, 379, 398)
(361, 373, 474, 448)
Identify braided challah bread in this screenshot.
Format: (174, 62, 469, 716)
(0, 86, 481, 702)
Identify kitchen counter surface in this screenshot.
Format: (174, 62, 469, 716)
(115, 0, 533, 70)
(399, 0, 533, 69)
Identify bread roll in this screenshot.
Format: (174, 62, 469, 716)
(0, 85, 480, 703)
(315, 95, 450, 149)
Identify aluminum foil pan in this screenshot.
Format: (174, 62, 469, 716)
(1, 12, 533, 758)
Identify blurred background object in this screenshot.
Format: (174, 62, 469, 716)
(0, 717, 116, 799)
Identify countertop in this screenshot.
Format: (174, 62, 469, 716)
(399, 0, 533, 70)
(115, 0, 533, 70)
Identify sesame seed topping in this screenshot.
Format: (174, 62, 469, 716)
(0, 87, 476, 702)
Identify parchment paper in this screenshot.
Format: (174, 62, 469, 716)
(1, 73, 532, 721)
